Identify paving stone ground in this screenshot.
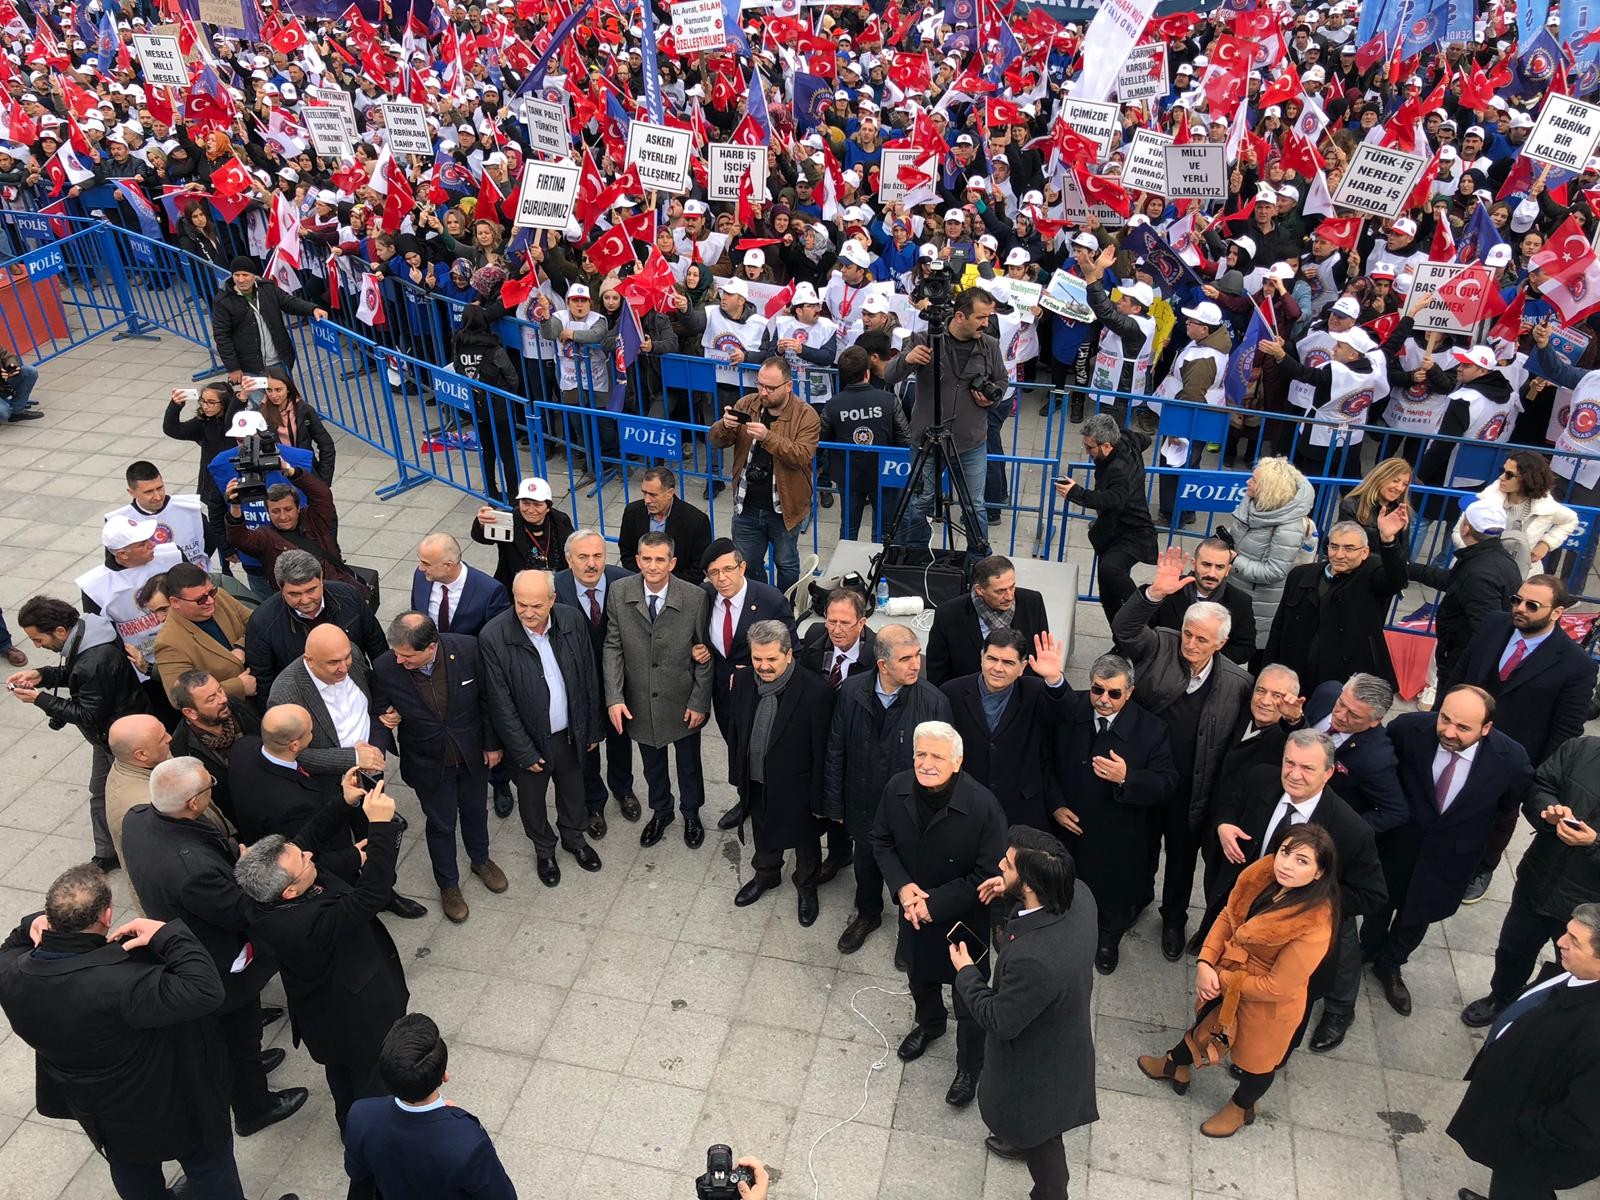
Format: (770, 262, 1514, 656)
(0, 335, 1596, 1200)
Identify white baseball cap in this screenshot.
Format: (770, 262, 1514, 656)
(567, 283, 590, 300)
(1331, 328, 1376, 352)
(943, 208, 966, 223)
(838, 241, 873, 268)
(1331, 297, 1362, 319)
(791, 282, 821, 306)
(683, 199, 708, 217)
(1390, 217, 1418, 237)
(1004, 247, 1030, 266)
(1181, 301, 1224, 326)
(102, 514, 158, 550)
(1118, 281, 1155, 307)
(516, 477, 553, 502)
(1451, 345, 1497, 370)
(1072, 232, 1099, 250)
(1461, 498, 1507, 535)
(742, 249, 766, 268)
(227, 410, 269, 439)
(861, 292, 892, 314)
(721, 277, 750, 298)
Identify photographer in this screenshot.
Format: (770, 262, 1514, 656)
(224, 462, 360, 598)
(0, 348, 42, 424)
(881, 287, 1005, 548)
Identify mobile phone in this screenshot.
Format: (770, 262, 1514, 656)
(357, 769, 384, 791)
(4, 683, 15, 691)
(480, 510, 516, 543)
(946, 920, 989, 964)
(174, 387, 199, 402)
(729, 408, 752, 424)
(1562, 817, 1585, 830)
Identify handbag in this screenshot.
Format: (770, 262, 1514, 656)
(277, 527, 381, 613)
(1182, 984, 1241, 1070)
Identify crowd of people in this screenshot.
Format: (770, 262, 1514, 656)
(4, 0, 1600, 1195)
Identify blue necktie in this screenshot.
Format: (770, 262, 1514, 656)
(648, 594, 659, 622)
(1487, 979, 1565, 1043)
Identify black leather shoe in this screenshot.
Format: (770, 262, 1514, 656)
(684, 815, 705, 849)
(735, 878, 775, 907)
(492, 781, 514, 819)
(1373, 963, 1413, 1016)
(896, 1023, 946, 1062)
(259, 1005, 284, 1029)
(1095, 933, 1120, 976)
(837, 912, 880, 953)
(716, 803, 745, 831)
(383, 894, 428, 919)
(1461, 995, 1510, 1028)
(260, 1048, 286, 1074)
(984, 1135, 1025, 1159)
(536, 858, 561, 887)
(1161, 924, 1186, 962)
(588, 812, 607, 840)
(570, 844, 602, 872)
(617, 790, 642, 821)
(1309, 1010, 1353, 1053)
(797, 887, 819, 927)
(91, 854, 120, 873)
(8, 410, 43, 421)
(640, 814, 671, 847)
(944, 1069, 977, 1107)
(1457, 1190, 1489, 1200)
(817, 856, 849, 884)
(235, 1087, 309, 1137)
(1185, 928, 1206, 957)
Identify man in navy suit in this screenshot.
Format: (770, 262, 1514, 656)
(1299, 675, 1408, 833)
(1363, 686, 1534, 1017)
(555, 529, 640, 840)
(696, 539, 795, 830)
(344, 1013, 516, 1200)
(411, 533, 511, 639)
(370, 613, 509, 925)
(1443, 575, 1596, 903)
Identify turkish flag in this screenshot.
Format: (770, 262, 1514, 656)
(1354, 31, 1388, 74)
(209, 158, 253, 199)
(1364, 311, 1401, 345)
(1312, 216, 1363, 252)
(1535, 216, 1599, 285)
(589, 165, 644, 222)
(762, 281, 796, 319)
(269, 19, 308, 55)
(1280, 130, 1324, 178)
(499, 256, 541, 309)
(1203, 64, 1247, 116)
(616, 248, 679, 315)
(585, 225, 637, 273)
(1437, 264, 1495, 327)
(1050, 120, 1100, 165)
(731, 113, 767, 147)
(574, 149, 606, 227)
(737, 167, 756, 228)
(1258, 65, 1302, 111)
(1076, 167, 1132, 218)
(477, 171, 504, 223)
(1149, 13, 1199, 39)
(1232, 8, 1276, 39)
(620, 210, 657, 245)
(1026, 204, 1071, 240)
(1488, 289, 1526, 344)
(1430, 215, 1456, 261)
(382, 162, 415, 233)
(356, 272, 387, 327)
(985, 97, 1024, 130)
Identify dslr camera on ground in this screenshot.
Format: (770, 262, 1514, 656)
(695, 1145, 756, 1199)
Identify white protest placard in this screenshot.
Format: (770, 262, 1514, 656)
(383, 102, 434, 157)
(131, 34, 187, 87)
(1116, 43, 1168, 104)
(308, 86, 360, 144)
(1410, 260, 1486, 336)
(195, 0, 244, 28)
(512, 159, 583, 231)
(1121, 128, 1173, 197)
(626, 121, 694, 194)
(1331, 142, 1428, 218)
(671, 0, 727, 52)
(1059, 168, 1125, 229)
(707, 144, 766, 203)
(1163, 142, 1228, 200)
(1523, 95, 1600, 174)
(519, 97, 571, 159)
(1040, 269, 1095, 321)
(1006, 279, 1043, 311)
(302, 107, 353, 159)
(1060, 98, 1120, 159)
(878, 146, 922, 206)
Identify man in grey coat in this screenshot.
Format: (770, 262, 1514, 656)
(954, 826, 1099, 1200)
(603, 531, 714, 850)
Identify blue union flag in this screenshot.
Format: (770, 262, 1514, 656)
(1122, 224, 1203, 298)
(1225, 307, 1271, 407)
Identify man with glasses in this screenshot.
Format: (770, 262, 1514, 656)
(1445, 576, 1598, 903)
(799, 589, 878, 879)
(709, 357, 821, 596)
(153, 563, 259, 714)
(617, 467, 712, 586)
(123, 756, 309, 1141)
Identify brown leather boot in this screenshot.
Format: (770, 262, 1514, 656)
(1136, 1054, 1190, 1096)
(440, 886, 469, 924)
(471, 859, 509, 893)
(1200, 1100, 1257, 1138)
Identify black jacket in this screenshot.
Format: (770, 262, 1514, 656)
(1300, 681, 1409, 833)
(170, 704, 261, 826)
(227, 737, 365, 881)
(34, 615, 150, 748)
(821, 672, 952, 833)
(477, 605, 602, 771)
(1263, 537, 1408, 690)
(728, 665, 833, 850)
(925, 588, 1049, 687)
(1444, 613, 1598, 766)
(871, 770, 1009, 986)
(370, 635, 499, 792)
(797, 624, 877, 686)
(162, 400, 238, 502)
(1065, 429, 1158, 561)
(120, 805, 273, 1014)
(1150, 579, 1257, 665)
(1515, 736, 1600, 923)
(1407, 537, 1522, 679)
(942, 673, 1068, 831)
(210, 279, 319, 374)
(243, 808, 407, 1069)
(470, 507, 574, 593)
(617, 498, 712, 585)
(243, 581, 387, 698)
(703, 579, 796, 726)
(0, 918, 228, 1163)
(1448, 974, 1600, 1191)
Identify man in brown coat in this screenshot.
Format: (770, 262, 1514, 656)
(152, 563, 258, 708)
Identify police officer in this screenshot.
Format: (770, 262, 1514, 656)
(820, 347, 910, 541)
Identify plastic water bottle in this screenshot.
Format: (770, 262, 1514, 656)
(876, 578, 890, 614)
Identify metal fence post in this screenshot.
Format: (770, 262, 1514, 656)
(98, 225, 163, 345)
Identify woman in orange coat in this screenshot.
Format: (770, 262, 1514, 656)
(1138, 825, 1339, 1137)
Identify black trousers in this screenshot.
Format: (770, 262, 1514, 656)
(821, 819, 851, 863)
(514, 730, 589, 857)
(1359, 904, 1431, 969)
(851, 832, 886, 917)
(751, 840, 822, 888)
(640, 731, 704, 817)
(1490, 883, 1570, 1002)
(417, 762, 491, 887)
(1021, 1136, 1069, 1200)
(217, 996, 271, 1121)
(1488, 1166, 1555, 1200)
(1150, 797, 1202, 929)
(909, 980, 985, 1073)
(1096, 548, 1142, 631)
(325, 1060, 382, 1133)
(1169, 996, 1277, 1109)
(582, 718, 635, 814)
(106, 1141, 246, 1200)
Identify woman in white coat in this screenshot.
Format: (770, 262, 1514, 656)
(1221, 457, 1316, 649)
(1452, 450, 1578, 577)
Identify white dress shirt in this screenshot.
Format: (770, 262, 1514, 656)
(1259, 790, 1323, 859)
(1313, 714, 1352, 747)
(524, 623, 569, 734)
(1432, 740, 1481, 812)
(311, 672, 371, 748)
(642, 581, 670, 619)
(827, 638, 862, 677)
(1185, 656, 1215, 694)
(429, 566, 468, 629)
(711, 582, 748, 659)
(1489, 971, 1597, 1042)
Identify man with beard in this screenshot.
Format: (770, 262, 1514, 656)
(1149, 536, 1256, 665)
(170, 669, 262, 829)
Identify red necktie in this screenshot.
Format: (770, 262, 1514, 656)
(436, 585, 451, 633)
(827, 652, 844, 689)
(1498, 639, 1526, 682)
(1435, 751, 1460, 812)
(722, 599, 735, 658)
(587, 587, 601, 628)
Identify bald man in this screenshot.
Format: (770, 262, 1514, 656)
(104, 713, 172, 909)
(411, 532, 509, 638)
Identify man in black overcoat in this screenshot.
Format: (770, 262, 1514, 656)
(871, 721, 1008, 1109)
(727, 620, 834, 926)
(797, 587, 877, 879)
(924, 554, 1049, 687)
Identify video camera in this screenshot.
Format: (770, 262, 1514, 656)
(911, 259, 956, 335)
(234, 430, 283, 505)
(695, 1145, 755, 1200)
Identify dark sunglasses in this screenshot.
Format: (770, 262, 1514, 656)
(1511, 597, 1548, 611)
(1500, 468, 1519, 479)
(178, 586, 218, 603)
(1089, 683, 1124, 699)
